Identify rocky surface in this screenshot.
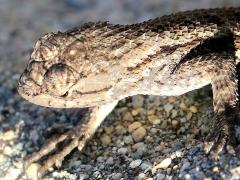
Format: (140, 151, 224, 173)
(1, 0, 240, 179)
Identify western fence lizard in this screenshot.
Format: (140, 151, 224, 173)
(18, 7, 240, 178)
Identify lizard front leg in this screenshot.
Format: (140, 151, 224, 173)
(25, 101, 118, 179)
(203, 56, 238, 159)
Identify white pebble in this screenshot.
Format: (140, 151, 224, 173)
(152, 158, 172, 173)
(129, 159, 142, 169)
(25, 163, 40, 180)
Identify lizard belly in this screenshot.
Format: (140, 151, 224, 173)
(139, 69, 211, 96)
(151, 78, 211, 96)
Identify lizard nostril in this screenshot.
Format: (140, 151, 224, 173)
(19, 70, 29, 84)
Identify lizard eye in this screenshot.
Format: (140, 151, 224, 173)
(42, 63, 78, 96)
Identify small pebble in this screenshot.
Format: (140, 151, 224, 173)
(123, 135, 133, 144)
(152, 158, 172, 173)
(79, 173, 89, 180)
(140, 161, 152, 171)
(106, 157, 114, 165)
(71, 160, 81, 168)
(104, 127, 114, 134)
(129, 159, 142, 169)
(53, 171, 77, 179)
(132, 127, 146, 142)
(133, 142, 146, 151)
(180, 117, 187, 123)
(80, 164, 92, 171)
(116, 125, 127, 135)
(212, 166, 219, 172)
(180, 162, 190, 172)
(203, 178, 212, 180)
(226, 145, 236, 155)
(2, 130, 15, 141)
(150, 128, 158, 134)
(156, 142, 166, 152)
(122, 111, 134, 121)
(132, 96, 144, 107)
(179, 102, 187, 110)
(3, 145, 13, 156)
(189, 106, 198, 113)
(112, 173, 123, 180)
(148, 115, 161, 125)
(0, 154, 7, 165)
(164, 104, 173, 114)
(173, 165, 179, 170)
(138, 173, 146, 180)
(132, 109, 139, 116)
(97, 156, 104, 163)
(184, 174, 191, 180)
(118, 147, 128, 155)
(230, 166, 240, 174)
(128, 122, 142, 133)
(186, 112, 192, 120)
(100, 134, 111, 145)
(168, 97, 176, 103)
(171, 110, 178, 118)
(26, 163, 40, 180)
(156, 173, 165, 180)
(172, 120, 179, 129)
(93, 171, 102, 178)
(4, 167, 21, 180)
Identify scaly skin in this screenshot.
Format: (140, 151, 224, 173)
(18, 7, 240, 178)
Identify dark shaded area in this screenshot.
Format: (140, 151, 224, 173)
(172, 32, 236, 73)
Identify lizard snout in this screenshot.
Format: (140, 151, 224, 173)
(18, 70, 41, 97)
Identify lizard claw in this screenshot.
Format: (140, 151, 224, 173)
(203, 117, 236, 160)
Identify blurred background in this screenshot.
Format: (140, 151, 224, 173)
(1, 0, 240, 179)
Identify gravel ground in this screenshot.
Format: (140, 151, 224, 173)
(1, 0, 240, 179)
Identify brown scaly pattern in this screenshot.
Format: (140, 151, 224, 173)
(17, 7, 240, 178)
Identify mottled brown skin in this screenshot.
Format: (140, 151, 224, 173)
(18, 7, 240, 178)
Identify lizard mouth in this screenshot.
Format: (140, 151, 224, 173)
(17, 81, 70, 108)
(18, 73, 82, 108)
(18, 79, 108, 109)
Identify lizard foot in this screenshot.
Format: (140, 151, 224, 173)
(203, 114, 236, 160)
(24, 126, 87, 179)
(24, 102, 118, 179)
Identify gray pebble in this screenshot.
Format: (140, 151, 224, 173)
(140, 161, 152, 171)
(118, 147, 128, 155)
(106, 157, 114, 165)
(79, 173, 89, 180)
(112, 173, 123, 180)
(123, 135, 133, 144)
(156, 173, 166, 180)
(164, 104, 173, 114)
(132, 96, 144, 108)
(180, 162, 191, 172)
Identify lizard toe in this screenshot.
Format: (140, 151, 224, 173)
(209, 131, 228, 160)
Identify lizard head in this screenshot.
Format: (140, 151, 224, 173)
(18, 32, 113, 108)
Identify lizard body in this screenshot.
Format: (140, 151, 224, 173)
(18, 7, 240, 178)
